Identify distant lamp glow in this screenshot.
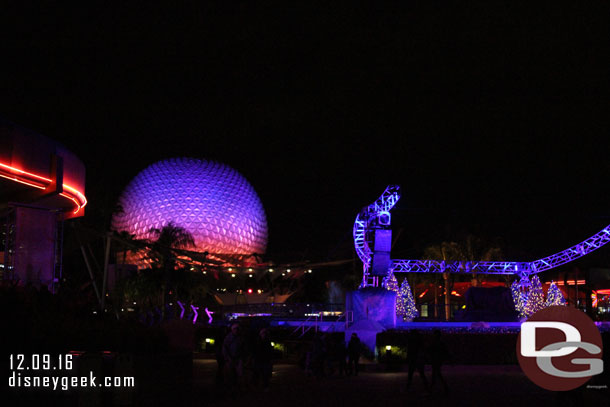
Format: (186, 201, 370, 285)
(269, 268, 274, 272)
(248, 268, 253, 272)
(307, 269, 312, 273)
(249, 274, 253, 278)
(385, 345, 392, 351)
(231, 274, 236, 278)
(247, 289, 253, 294)
(286, 269, 291, 273)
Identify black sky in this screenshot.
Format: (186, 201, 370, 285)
(2, 2, 610, 264)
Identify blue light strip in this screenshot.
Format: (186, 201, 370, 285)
(355, 185, 610, 286)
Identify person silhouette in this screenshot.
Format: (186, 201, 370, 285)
(252, 328, 273, 390)
(222, 323, 245, 393)
(347, 333, 361, 376)
(429, 329, 449, 395)
(406, 330, 429, 391)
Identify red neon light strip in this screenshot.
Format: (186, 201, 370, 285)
(0, 173, 47, 189)
(555, 280, 586, 286)
(0, 162, 87, 213)
(0, 162, 52, 182)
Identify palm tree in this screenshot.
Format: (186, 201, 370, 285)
(148, 222, 195, 267)
(112, 230, 145, 266)
(423, 242, 462, 321)
(147, 222, 195, 314)
(460, 235, 503, 286)
(423, 236, 503, 321)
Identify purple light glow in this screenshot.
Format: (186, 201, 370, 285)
(112, 158, 267, 260)
(177, 301, 185, 319)
(191, 304, 199, 324)
(205, 307, 213, 324)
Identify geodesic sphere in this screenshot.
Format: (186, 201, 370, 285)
(111, 158, 267, 256)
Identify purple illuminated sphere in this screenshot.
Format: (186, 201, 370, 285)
(112, 158, 267, 256)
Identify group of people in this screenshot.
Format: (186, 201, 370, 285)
(406, 329, 450, 395)
(216, 323, 274, 393)
(215, 323, 449, 396)
(305, 332, 362, 378)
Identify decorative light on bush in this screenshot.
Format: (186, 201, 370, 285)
(545, 281, 567, 307)
(523, 275, 544, 318)
(511, 279, 527, 318)
(382, 271, 399, 292)
(112, 158, 267, 264)
(397, 278, 418, 321)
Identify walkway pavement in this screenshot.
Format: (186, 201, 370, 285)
(190, 361, 609, 407)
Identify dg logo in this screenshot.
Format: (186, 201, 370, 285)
(517, 306, 604, 391)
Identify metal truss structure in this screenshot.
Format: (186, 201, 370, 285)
(353, 185, 401, 286)
(354, 185, 610, 287)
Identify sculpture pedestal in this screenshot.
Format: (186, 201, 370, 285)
(345, 288, 396, 353)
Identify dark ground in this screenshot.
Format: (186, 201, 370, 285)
(189, 360, 609, 407)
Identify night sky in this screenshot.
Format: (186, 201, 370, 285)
(2, 2, 610, 266)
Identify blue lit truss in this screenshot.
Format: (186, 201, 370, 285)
(354, 186, 610, 287)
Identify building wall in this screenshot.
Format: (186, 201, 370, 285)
(13, 206, 57, 289)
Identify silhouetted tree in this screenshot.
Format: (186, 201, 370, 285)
(147, 222, 195, 312)
(423, 236, 503, 320)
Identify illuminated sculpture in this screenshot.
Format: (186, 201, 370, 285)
(112, 158, 267, 264)
(354, 185, 610, 288)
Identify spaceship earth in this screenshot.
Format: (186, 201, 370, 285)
(112, 158, 267, 258)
